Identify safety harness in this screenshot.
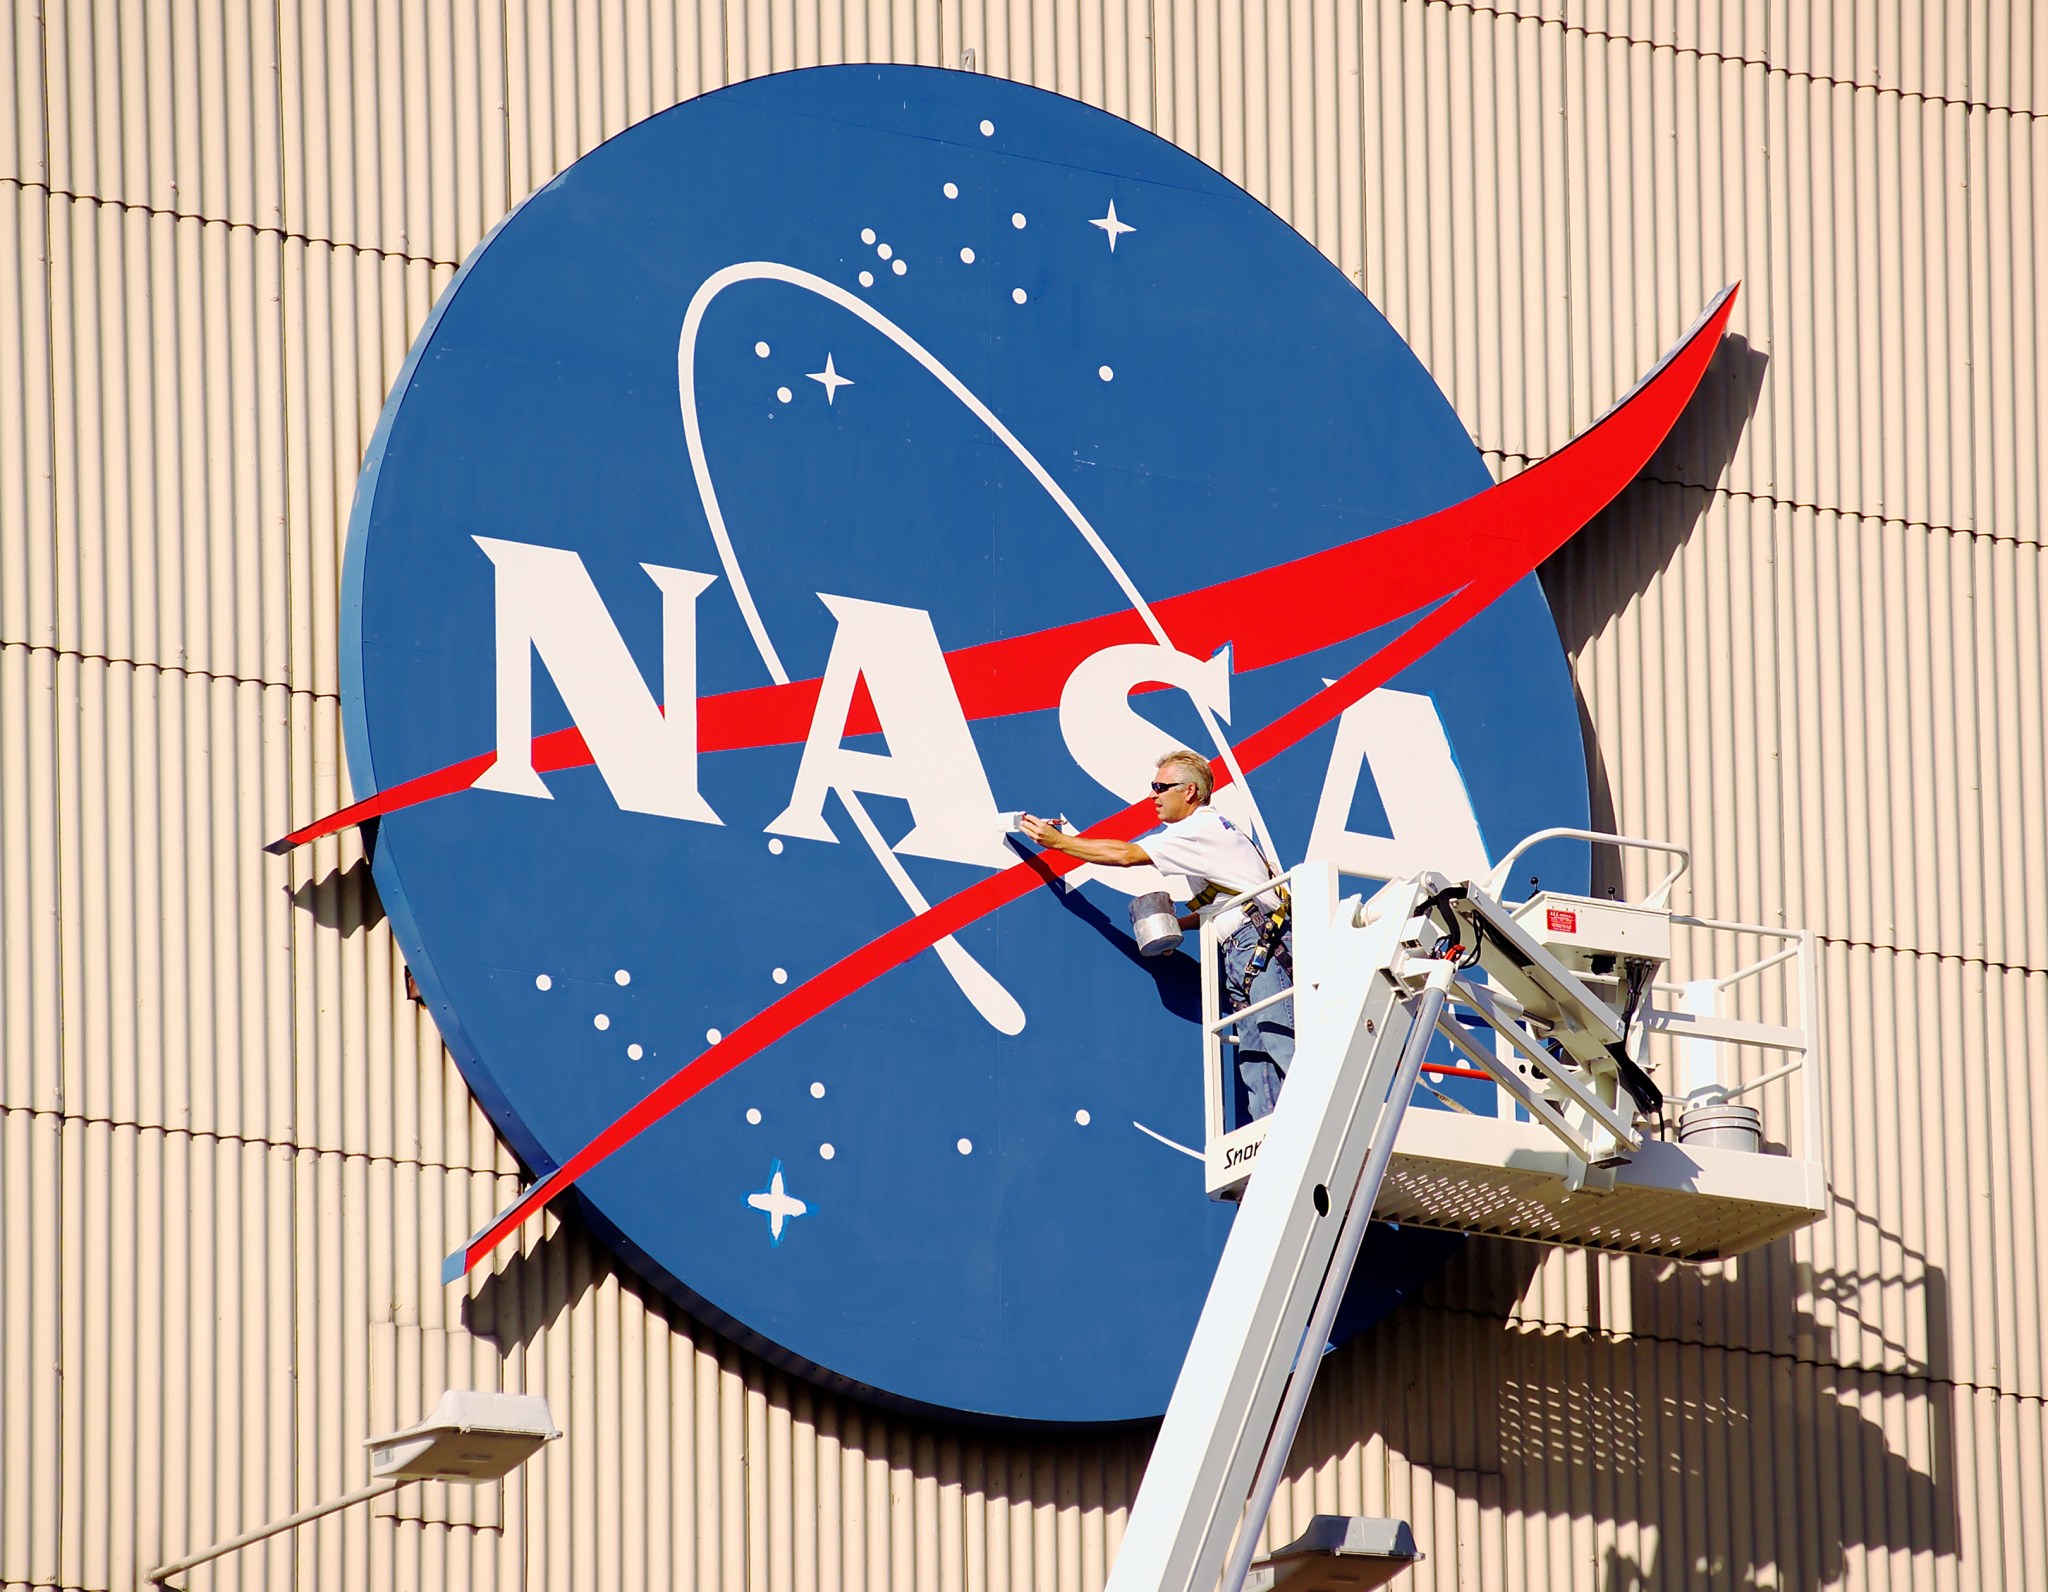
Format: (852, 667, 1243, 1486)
(1185, 815, 1292, 1003)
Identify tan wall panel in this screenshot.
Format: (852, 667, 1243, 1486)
(0, 1106, 63, 1585)
(502, 0, 729, 210)
(0, 2, 47, 187)
(279, 236, 451, 705)
(1551, 481, 2047, 971)
(1968, 109, 2046, 548)
(39, 191, 292, 686)
(277, 0, 508, 270)
(2, 184, 57, 650)
(0, 643, 63, 1116)
(1354, 0, 1570, 455)
(39, 0, 283, 233)
(955, 0, 1155, 126)
(13, 643, 509, 1169)
(1768, 69, 1991, 539)
(1763, 0, 2031, 114)
(1974, 0, 2048, 115)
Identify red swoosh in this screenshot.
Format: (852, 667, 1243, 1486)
(444, 285, 1738, 1280)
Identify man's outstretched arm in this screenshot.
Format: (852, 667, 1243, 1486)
(1018, 813, 1151, 868)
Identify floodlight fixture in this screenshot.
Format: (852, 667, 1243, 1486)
(146, 1390, 558, 1585)
(366, 1388, 560, 1482)
(1245, 1516, 1421, 1591)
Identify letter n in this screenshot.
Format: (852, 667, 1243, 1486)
(471, 536, 722, 824)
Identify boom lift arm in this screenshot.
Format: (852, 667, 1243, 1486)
(1108, 844, 1826, 1592)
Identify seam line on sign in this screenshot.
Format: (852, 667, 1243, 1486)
(1413, 1302, 2047, 1401)
(1427, 0, 2044, 118)
(0, 176, 464, 270)
(1487, 449, 2047, 553)
(0, 1102, 514, 1180)
(0, 638, 338, 700)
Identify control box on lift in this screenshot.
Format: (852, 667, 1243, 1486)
(1512, 891, 1672, 972)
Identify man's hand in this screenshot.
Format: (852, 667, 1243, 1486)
(1017, 813, 1068, 851)
(1018, 813, 1152, 869)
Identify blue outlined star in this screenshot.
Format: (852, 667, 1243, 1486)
(745, 1159, 811, 1245)
(1089, 200, 1136, 252)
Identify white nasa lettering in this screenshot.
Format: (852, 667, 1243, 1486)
(471, 536, 723, 824)
(466, 540, 1486, 885)
(1305, 686, 1489, 881)
(1056, 642, 1250, 895)
(766, 595, 1014, 868)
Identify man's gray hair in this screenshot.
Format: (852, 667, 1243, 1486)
(1155, 749, 1214, 803)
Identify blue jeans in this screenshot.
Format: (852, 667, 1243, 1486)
(1220, 920, 1295, 1120)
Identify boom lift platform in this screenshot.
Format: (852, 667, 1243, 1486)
(1110, 832, 1828, 1592)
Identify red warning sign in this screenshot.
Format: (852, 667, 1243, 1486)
(1546, 907, 1578, 934)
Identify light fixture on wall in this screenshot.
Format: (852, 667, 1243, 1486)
(146, 1390, 558, 1586)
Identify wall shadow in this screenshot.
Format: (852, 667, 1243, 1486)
(461, 1208, 617, 1352)
(287, 853, 387, 937)
(1537, 333, 1769, 895)
(1290, 1207, 1959, 1590)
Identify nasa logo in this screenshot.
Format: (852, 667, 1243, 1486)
(322, 65, 1717, 1423)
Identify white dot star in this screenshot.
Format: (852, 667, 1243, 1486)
(806, 354, 854, 404)
(1090, 199, 1136, 252)
(746, 1160, 810, 1245)
(627, 1043, 643, 1060)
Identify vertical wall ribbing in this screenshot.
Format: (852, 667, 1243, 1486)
(2, 3, 2043, 1588)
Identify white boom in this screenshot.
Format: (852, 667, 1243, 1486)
(1108, 841, 1826, 1592)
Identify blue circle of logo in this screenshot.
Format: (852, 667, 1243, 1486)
(345, 65, 1588, 1423)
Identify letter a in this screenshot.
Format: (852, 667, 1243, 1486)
(1305, 686, 1488, 881)
(768, 595, 1011, 868)
(471, 536, 722, 824)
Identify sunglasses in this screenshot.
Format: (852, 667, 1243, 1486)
(1150, 780, 1190, 795)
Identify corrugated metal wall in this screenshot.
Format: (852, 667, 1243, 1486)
(3, 2, 2042, 1587)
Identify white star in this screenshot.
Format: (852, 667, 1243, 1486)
(806, 353, 854, 404)
(1090, 199, 1136, 252)
(746, 1159, 810, 1245)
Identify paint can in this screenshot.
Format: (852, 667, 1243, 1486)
(1677, 1101, 1763, 1154)
(1129, 892, 1183, 957)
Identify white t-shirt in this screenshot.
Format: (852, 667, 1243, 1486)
(1140, 808, 1278, 935)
